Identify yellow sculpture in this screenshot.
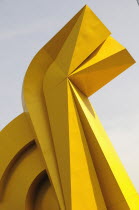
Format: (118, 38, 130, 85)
(0, 5, 139, 210)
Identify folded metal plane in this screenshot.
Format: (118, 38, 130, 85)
(0, 5, 139, 210)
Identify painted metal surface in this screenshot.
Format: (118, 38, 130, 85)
(0, 5, 139, 210)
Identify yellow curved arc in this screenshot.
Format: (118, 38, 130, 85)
(0, 113, 59, 210)
(26, 171, 59, 210)
(22, 47, 65, 209)
(0, 113, 35, 196)
(0, 142, 35, 199)
(0, 144, 45, 210)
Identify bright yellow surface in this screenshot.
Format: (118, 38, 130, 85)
(0, 4, 139, 210)
(0, 113, 34, 191)
(0, 113, 59, 210)
(69, 36, 135, 96)
(69, 81, 139, 209)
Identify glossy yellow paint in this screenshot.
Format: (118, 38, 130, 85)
(0, 4, 139, 210)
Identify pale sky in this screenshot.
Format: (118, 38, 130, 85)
(0, 0, 139, 191)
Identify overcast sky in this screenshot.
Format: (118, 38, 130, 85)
(0, 0, 139, 191)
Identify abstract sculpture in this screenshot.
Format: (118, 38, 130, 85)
(0, 5, 139, 210)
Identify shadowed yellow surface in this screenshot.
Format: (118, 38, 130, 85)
(0, 5, 139, 210)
